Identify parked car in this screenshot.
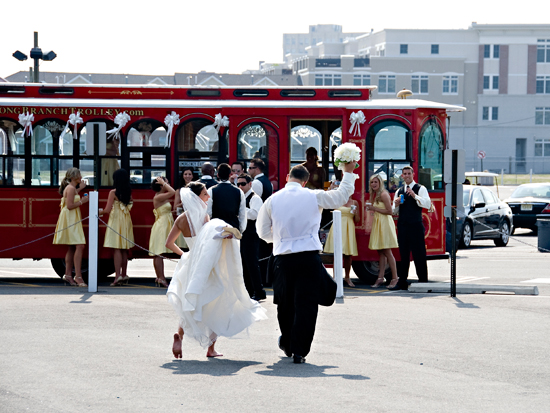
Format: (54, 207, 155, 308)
(450, 185, 513, 248)
(504, 183, 550, 233)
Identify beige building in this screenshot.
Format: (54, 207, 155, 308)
(283, 23, 550, 173)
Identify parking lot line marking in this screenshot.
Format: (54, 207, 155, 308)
(522, 278, 550, 284)
(0, 270, 55, 276)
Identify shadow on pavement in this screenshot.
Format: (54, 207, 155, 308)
(161, 359, 262, 376)
(255, 358, 369, 380)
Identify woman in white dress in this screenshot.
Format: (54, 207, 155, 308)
(165, 182, 267, 358)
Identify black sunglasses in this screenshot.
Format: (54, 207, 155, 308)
(237, 181, 248, 187)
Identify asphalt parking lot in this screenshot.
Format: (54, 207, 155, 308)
(1, 227, 549, 412)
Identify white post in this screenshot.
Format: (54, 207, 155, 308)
(530, 169, 533, 183)
(332, 210, 344, 299)
(501, 169, 504, 186)
(88, 191, 98, 293)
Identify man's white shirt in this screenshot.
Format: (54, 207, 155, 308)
(244, 189, 263, 221)
(207, 180, 247, 233)
(392, 180, 431, 214)
(256, 172, 356, 254)
(251, 173, 266, 198)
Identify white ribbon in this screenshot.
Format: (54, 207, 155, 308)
(106, 111, 131, 140)
(164, 111, 180, 148)
(19, 112, 34, 138)
(59, 112, 83, 155)
(213, 113, 229, 132)
(348, 110, 366, 137)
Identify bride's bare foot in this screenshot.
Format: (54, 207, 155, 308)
(172, 333, 182, 359)
(206, 349, 223, 358)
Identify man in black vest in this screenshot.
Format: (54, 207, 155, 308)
(206, 163, 246, 234)
(390, 166, 432, 291)
(248, 158, 274, 285)
(199, 162, 218, 189)
(237, 173, 266, 301)
(248, 158, 273, 202)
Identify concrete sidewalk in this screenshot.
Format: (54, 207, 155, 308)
(1, 284, 549, 412)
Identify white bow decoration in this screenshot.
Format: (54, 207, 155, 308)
(213, 113, 229, 132)
(164, 111, 180, 148)
(107, 112, 131, 140)
(19, 112, 34, 138)
(348, 110, 366, 137)
(58, 112, 83, 155)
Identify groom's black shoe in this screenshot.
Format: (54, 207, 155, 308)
(278, 336, 292, 357)
(293, 355, 306, 364)
(252, 290, 267, 301)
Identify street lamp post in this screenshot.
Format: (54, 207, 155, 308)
(13, 31, 57, 83)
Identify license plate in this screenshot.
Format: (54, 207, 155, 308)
(521, 204, 533, 211)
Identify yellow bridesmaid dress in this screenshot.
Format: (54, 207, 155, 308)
(149, 202, 174, 256)
(323, 206, 358, 256)
(368, 200, 398, 250)
(53, 195, 86, 245)
(104, 200, 134, 249)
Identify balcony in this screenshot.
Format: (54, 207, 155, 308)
(315, 58, 341, 68)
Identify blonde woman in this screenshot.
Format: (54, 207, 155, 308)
(323, 195, 360, 287)
(53, 167, 88, 287)
(366, 175, 398, 288)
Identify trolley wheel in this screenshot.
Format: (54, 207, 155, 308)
(351, 260, 391, 285)
(51, 258, 114, 282)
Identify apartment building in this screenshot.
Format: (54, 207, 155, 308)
(285, 23, 550, 173)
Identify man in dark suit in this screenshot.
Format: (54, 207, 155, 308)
(199, 162, 218, 189)
(206, 163, 246, 235)
(248, 158, 273, 285)
(237, 173, 266, 301)
(390, 166, 432, 291)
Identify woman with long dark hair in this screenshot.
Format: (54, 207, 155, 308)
(101, 168, 134, 286)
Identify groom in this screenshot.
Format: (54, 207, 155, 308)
(256, 161, 357, 363)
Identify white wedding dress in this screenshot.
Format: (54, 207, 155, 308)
(167, 189, 267, 348)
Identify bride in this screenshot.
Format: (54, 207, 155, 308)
(165, 181, 267, 358)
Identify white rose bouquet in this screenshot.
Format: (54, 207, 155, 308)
(334, 143, 361, 174)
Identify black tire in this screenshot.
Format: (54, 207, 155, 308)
(351, 261, 390, 285)
(460, 221, 473, 248)
(494, 220, 510, 247)
(51, 258, 114, 282)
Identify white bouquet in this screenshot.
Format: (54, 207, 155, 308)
(334, 143, 361, 173)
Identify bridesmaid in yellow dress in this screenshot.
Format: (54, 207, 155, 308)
(323, 194, 360, 287)
(53, 167, 89, 287)
(149, 176, 176, 288)
(366, 174, 399, 289)
(101, 169, 134, 286)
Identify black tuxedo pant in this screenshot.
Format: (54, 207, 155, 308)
(272, 251, 319, 358)
(240, 232, 264, 297)
(397, 221, 428, 288)
(259, 240, 273, 286)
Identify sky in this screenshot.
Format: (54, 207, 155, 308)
(1, 0, 547, 79)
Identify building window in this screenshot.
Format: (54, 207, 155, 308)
(442, 75, 458, 94)
(400, 44, 408, 54)
(537, 39, 550, 63)
(378, 75, 396, 94)
(483, 75, 499, 90)
(536, 76, 550, 93)
(315, 74, 341, 86)
(431, 44, 439, 54)
(535, 139, 550, 157)
(482, 107, 499, 121)
(535, 107, 550, 125)
(411, 75, 428, 94)
(484, 45, 500, 59)
(353, 74, 371, 86)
